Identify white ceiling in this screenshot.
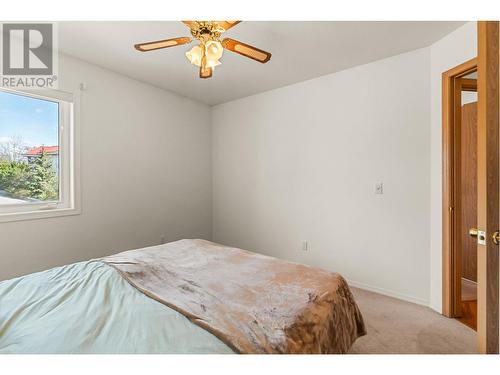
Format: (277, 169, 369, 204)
(58, 21, 465, 105)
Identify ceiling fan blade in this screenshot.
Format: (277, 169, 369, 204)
(216, 21, 241, 31)
(134, 37, 192, 52)
(199, 55, 212, 79)
(182, 21, 198, 29)
(221, 38, 271, 63)
(199, 65, 213, 79)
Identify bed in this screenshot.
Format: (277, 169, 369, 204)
(0, 239, 365, 354)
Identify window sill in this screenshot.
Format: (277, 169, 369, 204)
(0, 207, 81, 223)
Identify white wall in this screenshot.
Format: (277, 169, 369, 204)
(0, 54, 212, 280)
(429, 22, 477, 312)
(212, 48, 431, 305)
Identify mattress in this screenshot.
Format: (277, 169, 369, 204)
(0, 239, 365, 354)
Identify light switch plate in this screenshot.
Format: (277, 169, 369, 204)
(375, 182, 383, 194)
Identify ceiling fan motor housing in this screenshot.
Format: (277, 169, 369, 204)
(190, 21, 224, 42)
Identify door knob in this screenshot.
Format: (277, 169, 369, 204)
(493, 231, 500, 245)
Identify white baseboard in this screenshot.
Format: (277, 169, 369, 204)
(346, 279, 429, 307)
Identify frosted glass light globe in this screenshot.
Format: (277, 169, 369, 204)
(205, 41, 223, 60)
(185, 45, 203, 67)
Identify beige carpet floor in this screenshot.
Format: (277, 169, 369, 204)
(349, 287, 478, 354)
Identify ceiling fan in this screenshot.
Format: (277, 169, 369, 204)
(134, 21, 272, 79)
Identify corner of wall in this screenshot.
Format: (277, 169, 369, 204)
(209, 103, 216, 242)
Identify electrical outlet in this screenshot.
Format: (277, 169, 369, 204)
(375, 182, 383, 194)
(302, 240, 308, 252)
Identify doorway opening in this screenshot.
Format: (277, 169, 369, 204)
(456, 71, 478, 330)
(442, 58, 478, 330)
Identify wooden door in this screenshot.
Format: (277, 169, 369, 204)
(476, 21, 499, 354)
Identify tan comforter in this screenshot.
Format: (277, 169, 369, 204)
(102, 239, 365, 354)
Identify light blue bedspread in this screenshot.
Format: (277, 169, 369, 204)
(0, 261, 233, 354)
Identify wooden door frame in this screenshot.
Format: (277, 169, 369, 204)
(442, 58, 478, 318)
(476, 21, 499, 354)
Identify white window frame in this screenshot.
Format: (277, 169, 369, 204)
(0, 87, 80, 223)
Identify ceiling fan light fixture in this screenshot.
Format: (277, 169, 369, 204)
(186, 41, 223, 69)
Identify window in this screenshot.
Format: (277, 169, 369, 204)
(0, 88, 79, 222)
